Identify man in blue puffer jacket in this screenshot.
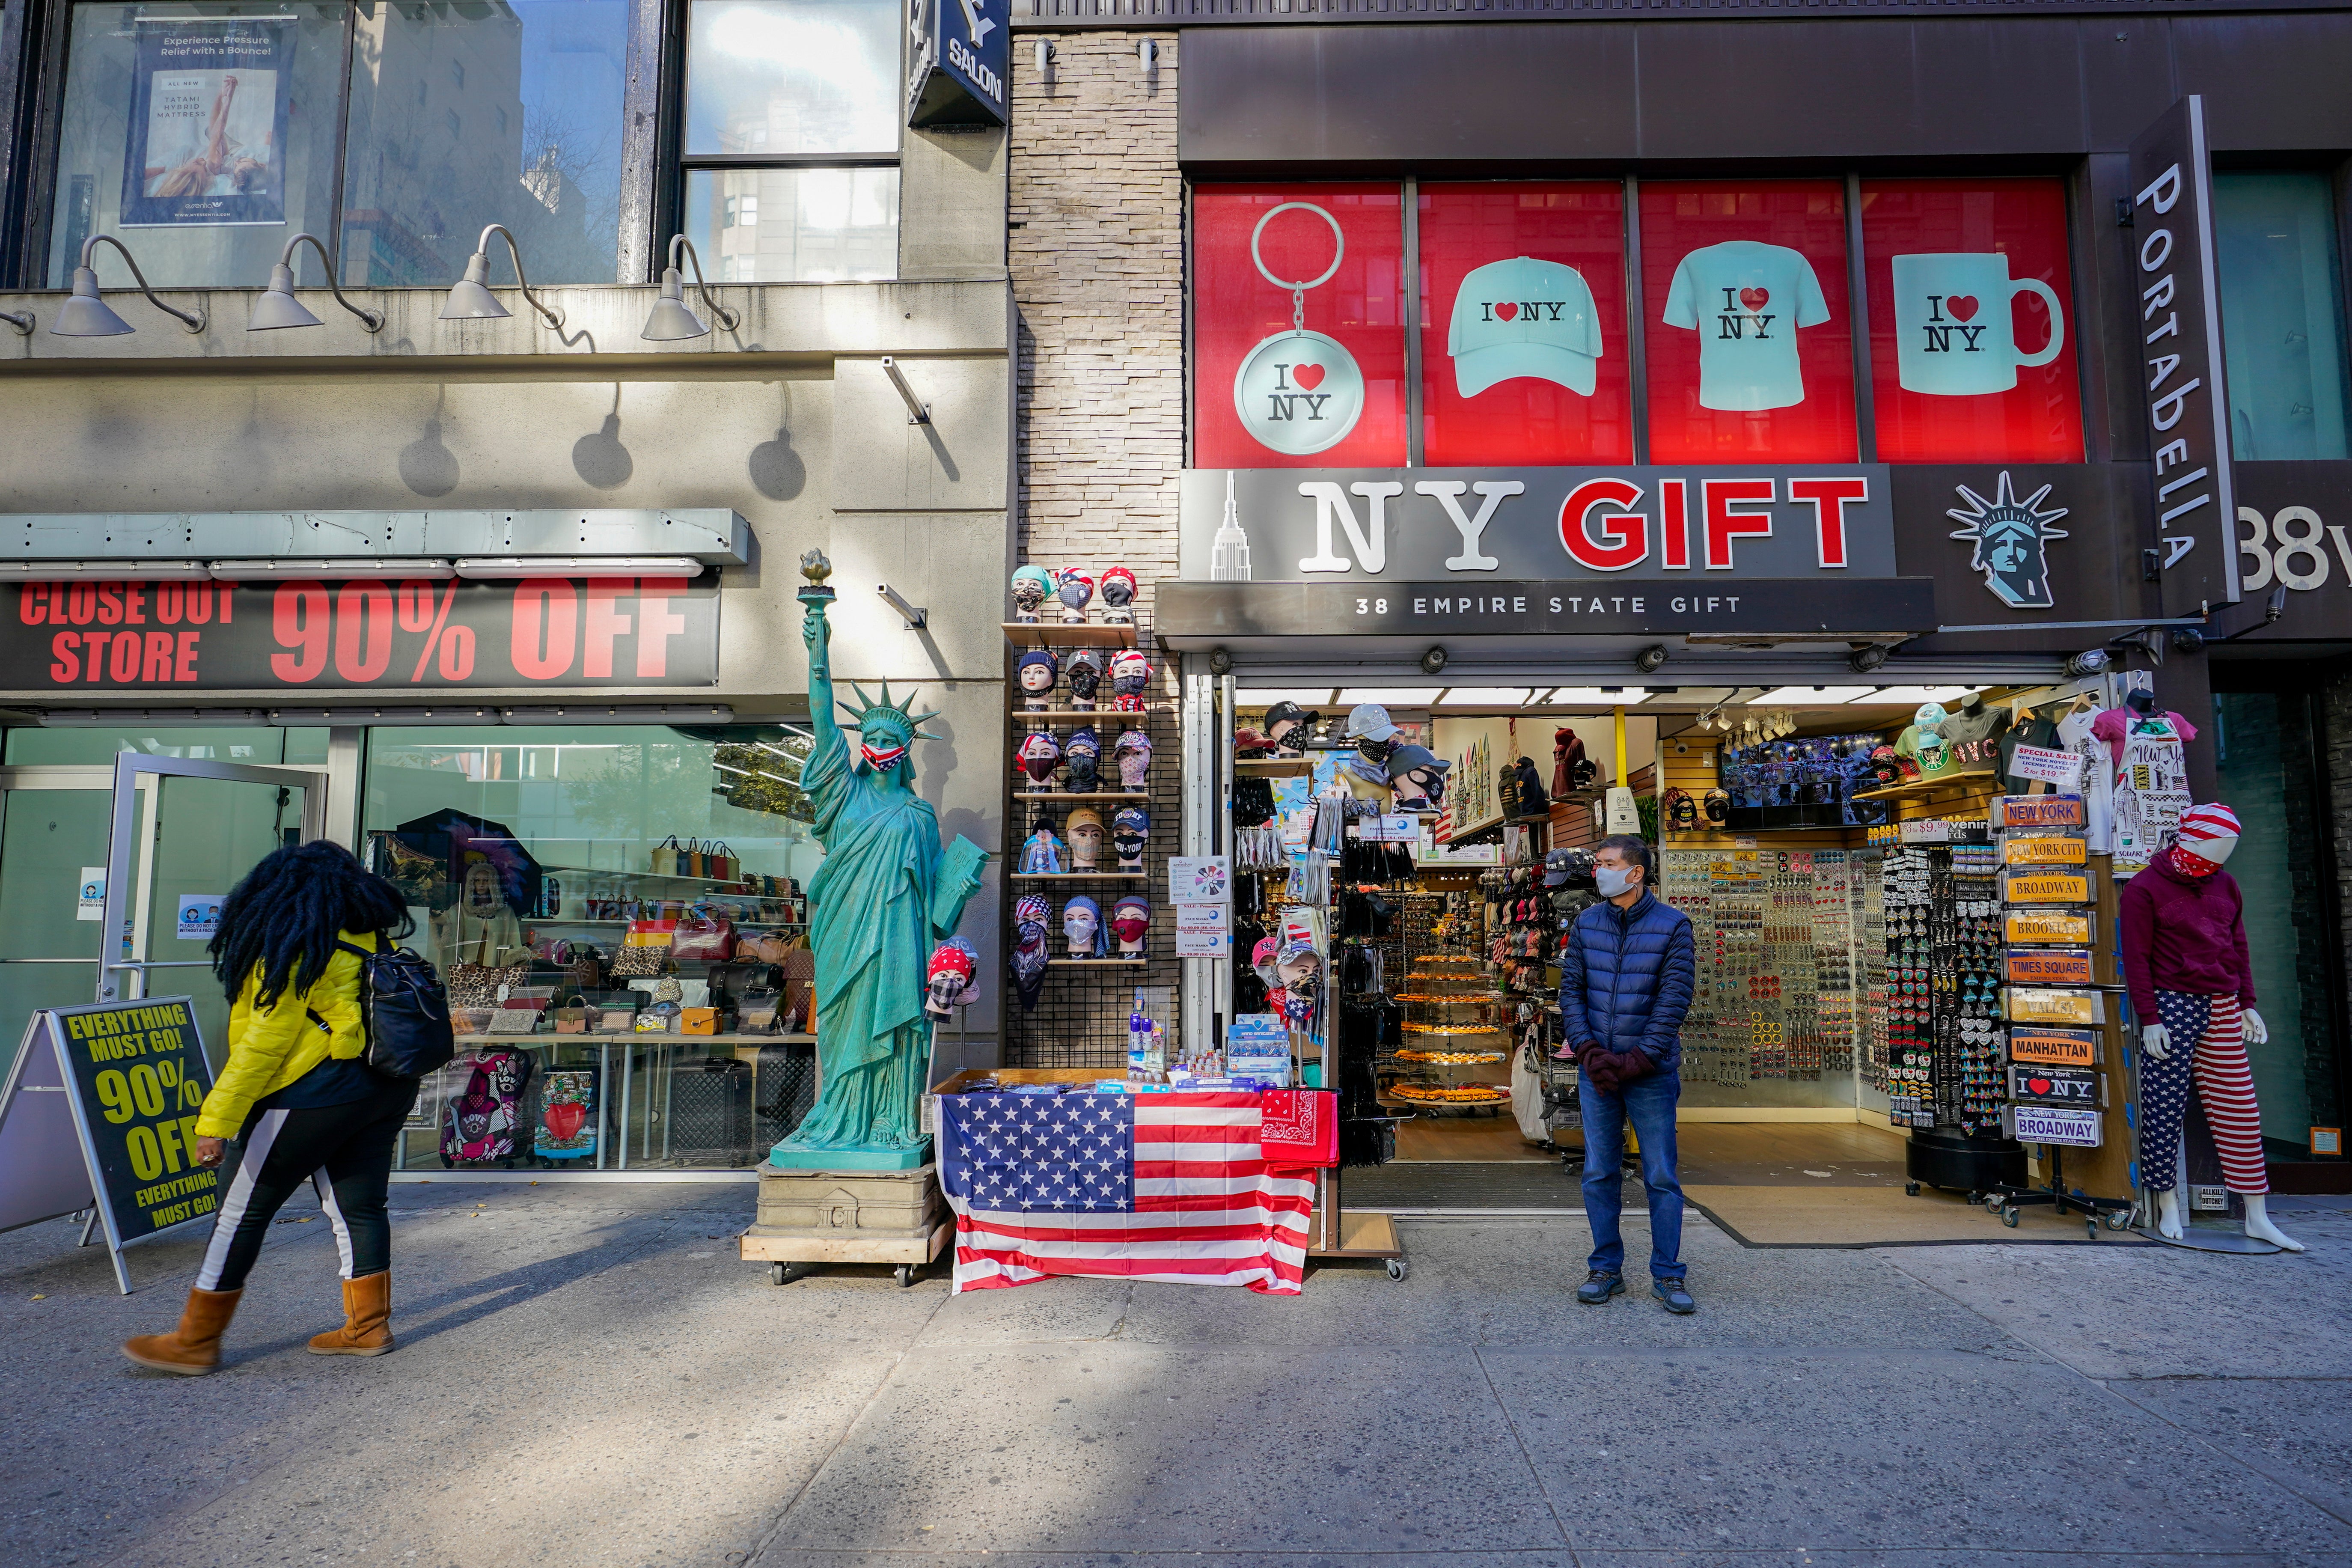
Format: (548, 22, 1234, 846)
(1556, 833, 1697, 1313)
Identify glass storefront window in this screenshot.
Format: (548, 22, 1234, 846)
(339, 0, 628, 287)
(2213, 691, 2343, 1154)
(684, 0, 901, 157)
(681, 164, 898, 282)
(45, 0, 630, 289)
(360, 724, 822, 1171)
(2, 725, 326, 763)
(2215, 173, 2352, 461)
(46, 2, 350, 289)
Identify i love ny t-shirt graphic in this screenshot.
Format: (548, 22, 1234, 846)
(1662, 241, 1832, 412)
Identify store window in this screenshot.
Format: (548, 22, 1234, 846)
(2215, 173, 2352, 461)
(1193, 184, 1408, 469)
(1418, 182, 1632, 467)
(360, 724, 822, 1171)
(45, 0, 630, 289)
(2, 725, 328, 764)
(2212, 691, 2344, 1156)
(1640, 180, 1857, 464)
(1858, 178, 2083, 464)
(678, 0, 900, 282)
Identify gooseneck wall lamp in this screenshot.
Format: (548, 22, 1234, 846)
(438, 223, 565, 328)
(641, 234, 740, 342)
(50, 234, 207, 336)
(248, 233, 384, 332)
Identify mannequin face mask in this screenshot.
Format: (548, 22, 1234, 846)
(1069, 815, 1103, 868)
(1067, 658, 1102, 705)
(1063, 905, 1100, 955)
(1113, 827, 1146, 869)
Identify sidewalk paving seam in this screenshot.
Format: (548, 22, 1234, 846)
(1469, 1344, 1586, 1565)
(745, 1284, 957, 1567)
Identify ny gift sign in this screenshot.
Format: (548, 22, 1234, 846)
(8, 576, 720, 691)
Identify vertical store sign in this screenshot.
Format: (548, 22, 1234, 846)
(906, 0, 1006, 127)
(2128, 97, 2241, 615)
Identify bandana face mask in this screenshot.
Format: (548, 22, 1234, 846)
(925, 970, 966, 1018)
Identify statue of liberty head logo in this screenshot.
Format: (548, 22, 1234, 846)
(1947, 473, 2069, 610)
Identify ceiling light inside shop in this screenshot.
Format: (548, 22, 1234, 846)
(1864, 685, 1979, 706)
(1238, 689, 1336, 707)
(1432, 688, 1534, 707)
(452, 557, 706, 579)
(1750, 686, 1874, 705)
(1335, 689, 1439, 707)
(1537, 687, 1650, 705)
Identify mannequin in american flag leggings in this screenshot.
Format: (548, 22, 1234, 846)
(2119, 803, 2303, 1252)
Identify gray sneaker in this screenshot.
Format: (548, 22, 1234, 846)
(1653, 1277, 1695, 1315)
(1576, 1270, 1625, 1305)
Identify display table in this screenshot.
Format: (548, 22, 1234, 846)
(932, 1073, 1320, 1295)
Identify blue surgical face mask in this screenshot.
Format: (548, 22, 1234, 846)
(1595, 863, 1638, 897)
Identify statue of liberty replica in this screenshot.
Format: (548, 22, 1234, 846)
(770, 551, 988, 1171)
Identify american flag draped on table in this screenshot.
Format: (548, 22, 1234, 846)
(937, 1091, 1314, 1294)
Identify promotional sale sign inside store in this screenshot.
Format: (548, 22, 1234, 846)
(1194, 185, 1407, 469)
(1640, 180, 1857, 464)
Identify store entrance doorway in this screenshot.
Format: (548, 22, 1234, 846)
(0, 765, 116, 1078)
(97, 753, 327, 1069)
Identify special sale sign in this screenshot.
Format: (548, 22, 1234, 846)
(7, 576, 720, 691)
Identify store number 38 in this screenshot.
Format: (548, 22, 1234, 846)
(2236, 505, 2352, 592)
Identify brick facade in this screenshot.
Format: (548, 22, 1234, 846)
(1010, 32, 1184, 607)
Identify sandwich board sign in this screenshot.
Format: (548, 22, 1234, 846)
(0, 998, 216, 1293)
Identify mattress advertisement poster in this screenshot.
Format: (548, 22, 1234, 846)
(122, 18, 295, 228)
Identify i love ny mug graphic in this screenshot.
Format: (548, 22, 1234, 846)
(1892, 252, 2064, 397)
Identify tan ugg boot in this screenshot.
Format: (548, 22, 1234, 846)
(307, 1270, 395, 1356)
(122, 1286, 242, 1375)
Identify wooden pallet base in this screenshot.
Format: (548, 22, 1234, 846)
(739, 1219, 952, 1266)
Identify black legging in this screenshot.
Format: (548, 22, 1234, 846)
(196, 1077, 418, 1292)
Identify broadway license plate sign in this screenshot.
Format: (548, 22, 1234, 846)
(4, 577, 719, 691)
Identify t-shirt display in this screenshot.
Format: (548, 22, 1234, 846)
(1662, 241, 1832, 411)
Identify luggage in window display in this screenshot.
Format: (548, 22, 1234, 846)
(664, 1055, 757, 1166)
(531, 1065, 602, 1165)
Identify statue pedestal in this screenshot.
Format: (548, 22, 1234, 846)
(740, 1161, 949, 1285)
(766, 1139, 931, 1172)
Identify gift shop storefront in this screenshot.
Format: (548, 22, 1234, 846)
(1005, 5, 2352, 1231)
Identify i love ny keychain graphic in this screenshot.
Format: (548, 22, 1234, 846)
(1232, 202, 1365, 455)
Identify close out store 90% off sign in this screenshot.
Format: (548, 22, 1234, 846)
(9, 575, 721, 690)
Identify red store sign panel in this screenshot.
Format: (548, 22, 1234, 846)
(7, 576, 720, 692)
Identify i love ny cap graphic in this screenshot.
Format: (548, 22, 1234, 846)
(1448, 256, 1603, 398)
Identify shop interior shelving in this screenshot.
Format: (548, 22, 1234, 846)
(1852, 768, 1998, 801)
(1234, 757, 1312, 778)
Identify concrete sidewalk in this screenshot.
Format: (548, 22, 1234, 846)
(1, 1184, 2346, 1568)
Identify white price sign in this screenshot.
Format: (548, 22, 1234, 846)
(2008, 744, 2086, 789)
(1167, 856, 1231, 904)
(1174, 903, 1231, 958)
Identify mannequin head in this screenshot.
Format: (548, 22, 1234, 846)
(1066, 650, 1104, 706)
(1017, 649, 1059, 702)
(1063, 896, 1103, 956)
(1067, 807, 1104, 869)
(2171, 802, 2242, 877)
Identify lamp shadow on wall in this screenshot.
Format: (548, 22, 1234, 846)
(399, 395, 461, 498)
(572, 385, 634, 489)
(749, 383, 806, 500)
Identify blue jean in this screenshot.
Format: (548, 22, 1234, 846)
(1578, 1066, 1684, 1282)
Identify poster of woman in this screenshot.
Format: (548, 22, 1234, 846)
(122, 18, 293, 227)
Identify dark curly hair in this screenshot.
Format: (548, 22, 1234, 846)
(209, 841, 414, 1009)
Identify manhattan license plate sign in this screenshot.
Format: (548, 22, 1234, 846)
(2, 577, 720, 691)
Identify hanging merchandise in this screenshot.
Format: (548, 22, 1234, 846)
(1009, 564, 1055, 623)
(1109, 650, 1154, 713)
(1017, 812, 1066, 874)
(1285, 850, 1331, 907)
(1067, 806, 1104, 869)
(1064, 726, 1103, 793)
(1010, 893, 1052, 1011)
(1016, 648, 1060, 711)
(1113, 893, 1153, 959)
(1018, 728, 1062, 792)
(1551, 727, 1590, 798)
(1100, 566, 1139, 625)
(1066, 651, 1106, 713)
(1115, 729, 1153, 788)
(925, 940, 978, 1018)
(1234, 202, 1367, 455)
(1112, 806, 1150, 872)
(1063, 896, 1108, 958)
(2096, 696, 2195, 874)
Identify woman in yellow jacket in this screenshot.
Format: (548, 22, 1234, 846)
(124, 841, 419, 1375)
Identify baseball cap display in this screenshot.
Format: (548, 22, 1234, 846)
(1344, 703, 1398, 744)
(1449, 256, 1604, 397)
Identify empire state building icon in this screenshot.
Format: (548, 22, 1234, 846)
(1209, 471, 1252, 581)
